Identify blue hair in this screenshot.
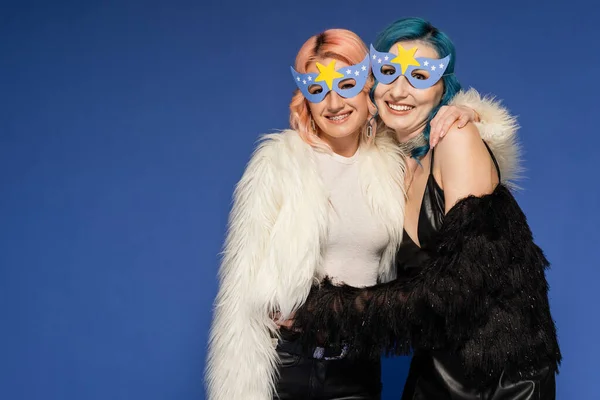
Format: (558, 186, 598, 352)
(370, 17, 462, 159)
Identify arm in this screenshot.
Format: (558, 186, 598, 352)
(293, 185, 548, 359)
(206, 137, 283, 400)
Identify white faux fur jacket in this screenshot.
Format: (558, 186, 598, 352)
(205, 89, 519, 400)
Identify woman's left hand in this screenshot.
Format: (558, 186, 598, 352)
(272, 311, 296, 330)
(429, 105, 480, 148)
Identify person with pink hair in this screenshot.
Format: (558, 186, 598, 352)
(205, 28, 516, 400)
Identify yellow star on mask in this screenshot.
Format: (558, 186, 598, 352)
(314, 61, 345, 90)
(390, 44, 421, 75)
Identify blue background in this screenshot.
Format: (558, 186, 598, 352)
(1, 0, 597, 399)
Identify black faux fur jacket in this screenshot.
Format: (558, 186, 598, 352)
(293, 184, 561, 385)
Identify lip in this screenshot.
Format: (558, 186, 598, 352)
(386, 101, 415, 115)
(324, 111, 352, 124)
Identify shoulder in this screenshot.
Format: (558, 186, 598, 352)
(434, 122, 489, 165)
(248, 129, 312, 168)
(449, 89, 522, 186)
(237, 130, 317, 197)
(254, 129, 306, 155)
(433, 122, 499, 210)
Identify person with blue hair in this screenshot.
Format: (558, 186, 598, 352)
(291, 17, 561, 399)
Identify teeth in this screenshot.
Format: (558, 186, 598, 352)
(388, 103, 414, 111)
(327, 113, 350, 121)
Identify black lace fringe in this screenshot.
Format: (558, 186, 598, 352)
(293, 185, 561, 384)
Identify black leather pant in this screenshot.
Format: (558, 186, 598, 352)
(401, 350, 556, 400)
(274, 331, 382, 400)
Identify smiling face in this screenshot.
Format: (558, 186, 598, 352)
(306, 57, 370, 143)
(374, 40, 445, 142)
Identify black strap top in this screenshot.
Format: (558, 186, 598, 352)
(395, 142, 500, 278)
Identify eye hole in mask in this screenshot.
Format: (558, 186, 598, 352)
(290, 54, 370, 103)
(409, 69, 431, 80)
(308, 84, 324, 95)
(338, 78, 356, 90)
(370, 44, 451, 90)
(380, 65, 396, 76)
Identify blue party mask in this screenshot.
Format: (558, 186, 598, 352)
(290, 54, 370, 103)
(370, 44, 450, 89)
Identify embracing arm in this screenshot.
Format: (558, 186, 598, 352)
(292, 129, 542, 358)
(292, 185, 548, 358)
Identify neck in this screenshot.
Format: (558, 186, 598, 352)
(319, 131, 361, 157)
(405, 149, 430, 189)
(397, 130, 427, 156)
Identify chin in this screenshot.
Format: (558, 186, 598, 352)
(327, 124, 361, 138)
(328, 130, 356, 139)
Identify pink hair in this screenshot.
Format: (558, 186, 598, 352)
(289, 29, 376, 149)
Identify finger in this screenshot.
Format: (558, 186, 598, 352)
(431, 132, 439, 148)
(430, 108, 448, 145)
(430, 106, 447, 130)
(282, 319, 295, 329)
(275, 319, 295, 331)
(440, 112, 459, 138)
(457, 114, 470, 128)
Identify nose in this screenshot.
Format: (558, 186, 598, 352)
(389, 76, 410, 101)
(325, 91, 344, 113)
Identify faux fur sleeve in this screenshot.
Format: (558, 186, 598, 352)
(292, 185, 550, 360)
(206, 137, 283, 400)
